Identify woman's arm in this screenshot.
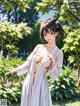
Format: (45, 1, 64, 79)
(48, 51, 63, 80)
(15, 44, 40, 75)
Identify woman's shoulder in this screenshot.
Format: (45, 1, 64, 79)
(35, 44, 43, 48)
(55, 46, 63, 57)
(34, 44, 43, 50)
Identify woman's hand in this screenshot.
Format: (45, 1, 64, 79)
(8, 67, 17, 73)
(45, 57, 52, 69)
(46, 55, 56, 69)
(35, 55, 43, 63)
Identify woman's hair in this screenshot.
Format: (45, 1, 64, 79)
(40, 18, 64, 41)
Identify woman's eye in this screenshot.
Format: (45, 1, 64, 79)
(44, 34, 47, 36)
(50, 32, 54, 34)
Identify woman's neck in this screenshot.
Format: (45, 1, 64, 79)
(46, 42, 56, 49)
(44, 42, 56, 54)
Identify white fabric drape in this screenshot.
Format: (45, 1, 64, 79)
(16, 44, 63, 106)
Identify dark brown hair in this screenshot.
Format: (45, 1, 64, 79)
(40, 18, 64, 41)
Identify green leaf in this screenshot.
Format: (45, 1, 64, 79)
(68, 56, 74, 63)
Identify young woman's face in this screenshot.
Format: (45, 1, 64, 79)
(43, 29, 57, 44)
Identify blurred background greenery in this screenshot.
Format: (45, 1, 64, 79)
(0, 0, 80, 105)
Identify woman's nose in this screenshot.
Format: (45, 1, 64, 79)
(47, 33, 50, 36)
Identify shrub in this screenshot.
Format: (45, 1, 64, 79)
(48, 66, 77, 101)
(0, 58, 26, 105)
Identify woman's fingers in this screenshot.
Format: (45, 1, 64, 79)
(36, 55, 42, 63)
(8, 67, 16, 73)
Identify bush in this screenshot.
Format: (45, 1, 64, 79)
(0, 58, 26, 105)
(48, 66, 77, 101)
(0, 22, 32, 58)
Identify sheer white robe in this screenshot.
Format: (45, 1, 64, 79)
(16, 44, 63, 106)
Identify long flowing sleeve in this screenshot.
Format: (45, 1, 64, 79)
(16, 44, 40, 76)
(48, 51, 63, 80)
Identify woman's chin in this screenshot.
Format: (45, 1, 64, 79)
(48, 40, 54, 43)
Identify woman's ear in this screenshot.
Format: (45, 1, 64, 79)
(55, 32, 58, 37)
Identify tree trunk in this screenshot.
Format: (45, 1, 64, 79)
(78, 67, 80, 89)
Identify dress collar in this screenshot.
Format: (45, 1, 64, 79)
(42, 44, 57, 54)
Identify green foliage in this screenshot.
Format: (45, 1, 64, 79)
(36, 0, 54, 14)
(16, 22, 32, 37)
(36, 0, 63, 13)
(62, 27, 80, 67)
(59, 2, 79, 27)
(0, 58, 25, 105)
(0, 0, 28, 12)
(31, 22, 41, 46)
(0, 58, 79, 104)
(36, 0, 80, 26)
(49, 66, 77, 101)
(0, 23, 21, 55)
(0, 22, 32, 58)
(0, 0, 40, 25)
(0, 0, 40, 26)
(16, 22, 33, 52)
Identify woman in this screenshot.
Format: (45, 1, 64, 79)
(8, 18, 64, 106)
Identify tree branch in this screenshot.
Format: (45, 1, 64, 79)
(68, 10, 80, 22)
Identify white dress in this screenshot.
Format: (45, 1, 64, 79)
(16, 44, 63, 106)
